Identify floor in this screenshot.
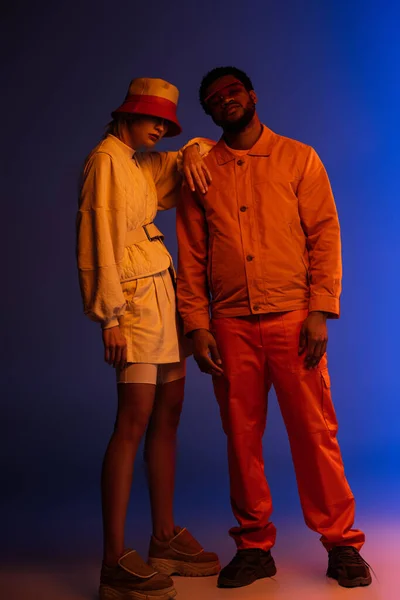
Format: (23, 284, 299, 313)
(1, 517, 396, 600)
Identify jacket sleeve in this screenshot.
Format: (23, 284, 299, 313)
(297, 147, 342, 317)
(176, 137, 216, 173)
(76, 152, 126, 329)
(146, 138, 217, 210)
(176, 183, 210, 334)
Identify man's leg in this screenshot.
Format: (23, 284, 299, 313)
(264, 310, 370, 587)
(211, 316, 277, 588)
(263, 310, 364, 548)
(212, 315, 276, 550)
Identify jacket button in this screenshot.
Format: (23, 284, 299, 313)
(246, 255, 254, 261)
(253, 304, 260, 311)
(240, 206, 247, 212)
(237, 159, 244, 166)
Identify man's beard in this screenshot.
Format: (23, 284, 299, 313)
(214, 101, 256, 133)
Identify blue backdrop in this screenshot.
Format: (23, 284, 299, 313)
(2, 0, 399, 562)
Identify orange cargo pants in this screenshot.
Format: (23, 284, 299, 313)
(211, 310, 365, 552)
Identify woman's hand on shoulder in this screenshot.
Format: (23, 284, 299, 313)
(102, 326, 127, 369)
(182, 144, 212, 194)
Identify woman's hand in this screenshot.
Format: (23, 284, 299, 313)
(182, 144, 212, 194)
(102, 326, 127, 369)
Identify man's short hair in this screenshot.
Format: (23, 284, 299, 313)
(199, 67, 254, 113)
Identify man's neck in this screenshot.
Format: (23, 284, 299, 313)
(222, 115, 263, 150)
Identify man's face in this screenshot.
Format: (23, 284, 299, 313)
(204, 75, 257, 132)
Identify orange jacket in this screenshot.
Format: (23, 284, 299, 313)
(176, 126, 342, 335)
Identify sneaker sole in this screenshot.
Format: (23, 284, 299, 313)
(148, 557, 221, 577)
(99, 584, 177, 600)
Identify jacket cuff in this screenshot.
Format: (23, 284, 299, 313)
(101, 318, 120, 330)
(176, 137, 215, 173)
(309, 295, 340, 318)
(183, 312, 211, 336)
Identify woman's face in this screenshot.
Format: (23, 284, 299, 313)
(125, 115, 168, 150)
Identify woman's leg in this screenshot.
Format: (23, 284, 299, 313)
(144, 362, 186, 541)
(101, 373, 157, 566)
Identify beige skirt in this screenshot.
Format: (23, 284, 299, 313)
(118, 269, 191, 364)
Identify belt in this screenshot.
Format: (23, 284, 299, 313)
(125, 223, 164, 247)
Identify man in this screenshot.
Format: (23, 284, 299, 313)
(176, 67, 371, 589)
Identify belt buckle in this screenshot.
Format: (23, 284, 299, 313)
(143, 223, 162, 242)
(143, 224, 153, 241)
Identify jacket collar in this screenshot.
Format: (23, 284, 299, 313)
(107, 134, 136, 159)
(213, 125, 277, 165)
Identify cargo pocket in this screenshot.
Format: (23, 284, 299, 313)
(320, 368, 338, 434)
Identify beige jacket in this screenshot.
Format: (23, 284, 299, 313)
(77, 134, 181, 329)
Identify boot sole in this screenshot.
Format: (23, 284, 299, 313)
(99, 584, 177, 600)
(217, 566, 277, 588)
(148, 557, 221, 577)
(327, 573, 372, 588)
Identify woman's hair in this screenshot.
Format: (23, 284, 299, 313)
(104, 113, 141, 138)
(199, 66, 254, 114)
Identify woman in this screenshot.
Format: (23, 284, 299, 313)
(77, 77, 219, 600)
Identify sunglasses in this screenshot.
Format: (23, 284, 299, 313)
(204, 82, 247, 109)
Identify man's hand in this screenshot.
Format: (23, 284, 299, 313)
(298, 311, 328, 369)
(102, 326, 127, 369)
(191, 328, 223, 376)
(182, 144, 212, 194)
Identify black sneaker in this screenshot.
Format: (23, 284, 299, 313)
(327, 546, 372, 588)
(217, 548, 276, 588)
